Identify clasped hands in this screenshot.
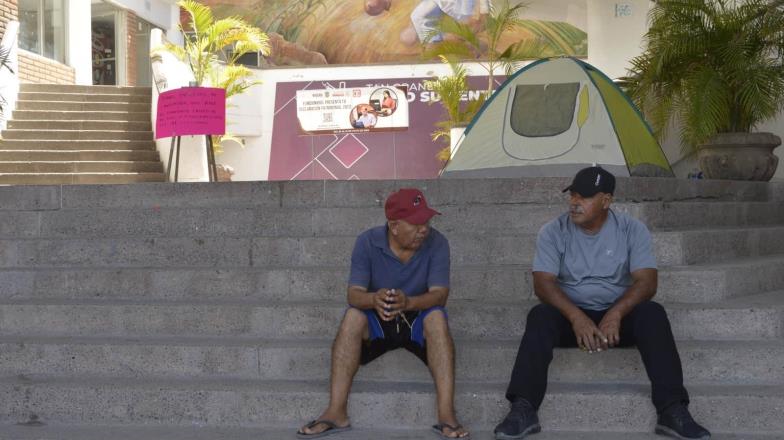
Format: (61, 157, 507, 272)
(373, 288, 409, 321)
(571, 310, 621, 353)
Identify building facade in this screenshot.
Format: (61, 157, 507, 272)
(0, 0, 181, 86)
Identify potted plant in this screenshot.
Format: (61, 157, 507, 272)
(158, 0, 270, 168)
(625, 0, 784, 181)
(423, 1, 550, 163)
(422, 0, 548, 94)
(424, 56, 487, 162)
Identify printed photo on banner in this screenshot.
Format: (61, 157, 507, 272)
(296, 86, 409, 135)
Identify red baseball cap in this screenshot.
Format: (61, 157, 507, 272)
(384, 188, 440, 225)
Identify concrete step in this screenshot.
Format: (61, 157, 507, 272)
(2, 200, 783, 238)
(0, 162, 163, 174)
(15, 101, 149, 112)
(0, 377, 779, 434)
(6, 120, 152, 131)
(1, 255, 783, 304)
(0, 139, 155, 150)
(0, 293, 780, 340)
(19, 84, 151, 95)
(17, 92, 150, 104)
(0, 173, 166, 185)
(0, 130, 153, 141)
(0, 425, 779, 440)
(16, 179, 775, 213)
(11, 110, 151, 122)
(0, 425, 780, 440)
(1, 336, 780, 385)
(0, 150, 160, 162)
(0, 227, 782, 267)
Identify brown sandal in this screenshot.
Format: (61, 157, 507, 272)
(296, 419, 352, 438)
(431, 422, 470, 439)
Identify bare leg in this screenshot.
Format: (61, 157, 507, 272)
(299, 308, 368, 435)
(424, 310, 469, 438)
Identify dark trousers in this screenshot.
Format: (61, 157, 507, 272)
(505, 301, 689, 414)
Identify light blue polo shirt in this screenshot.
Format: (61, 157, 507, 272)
(532, 209, 657, 311)
(348, 225, 450, 294)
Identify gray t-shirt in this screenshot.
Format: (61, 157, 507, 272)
(532, 209, 657, 310)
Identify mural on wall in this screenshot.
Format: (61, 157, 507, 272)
(198, 0, 587, 66)
(269, 76, 493, 180)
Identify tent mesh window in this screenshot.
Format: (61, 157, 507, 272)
(510, 83, 580, 137)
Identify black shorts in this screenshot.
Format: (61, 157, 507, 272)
(360, 310, 428, 365)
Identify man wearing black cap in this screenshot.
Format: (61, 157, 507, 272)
(297, 188, 469, 439)
(494, 167, 711, 440)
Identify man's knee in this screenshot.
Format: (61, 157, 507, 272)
(423, 308, 450, 340)
(630, 301, 672, 335)
(632, 301, 668, 322)
(340, 307, 369, 338)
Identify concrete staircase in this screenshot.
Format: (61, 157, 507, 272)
(0, 84, 165, 185)
(0, 178, 782, 439)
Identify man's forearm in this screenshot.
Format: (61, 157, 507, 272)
(347, 288, 375, 309)
(607, 276, 657, 319)
(534, 276, 586, 324)
(404, 289, 448, 311)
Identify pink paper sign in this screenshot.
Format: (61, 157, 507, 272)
(155, 87, 226, 139)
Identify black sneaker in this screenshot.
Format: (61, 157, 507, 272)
(494, 398, 541, 440)
(655, 404, 711, 439)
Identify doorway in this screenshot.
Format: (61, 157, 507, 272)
(135, 19, 153, 87)
(91, 2, 120, 85)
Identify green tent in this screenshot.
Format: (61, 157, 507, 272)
(442, 57, 673, 178)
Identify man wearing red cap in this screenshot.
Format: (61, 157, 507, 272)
(297, 188, 469, 439)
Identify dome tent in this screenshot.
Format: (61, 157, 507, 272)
(442, 57, 673, 178)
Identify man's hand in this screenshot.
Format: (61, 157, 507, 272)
(373, 288, 396, 321)
(385, 289, 409, 315)
(598, 310, 621, 348)
(571, 312, 608, 353)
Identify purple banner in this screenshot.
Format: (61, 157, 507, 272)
(269, 77, 492, 180)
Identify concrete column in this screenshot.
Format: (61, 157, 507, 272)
(66, 0, 92, 85)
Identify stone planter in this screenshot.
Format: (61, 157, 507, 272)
(697, 132, 781, 181)
(450, 126, 467, 157)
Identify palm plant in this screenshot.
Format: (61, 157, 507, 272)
(162, 0, 270, 95)
(422, 0, 550, 92)
(0, 45, 14, 121)
(424, 56, 487, 161)
(158, 0, 270, 153)
(624, 0, 784, 153)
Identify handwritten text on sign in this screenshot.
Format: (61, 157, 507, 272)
(155, 87, 226, 139)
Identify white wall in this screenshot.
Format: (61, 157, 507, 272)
(108, 0, 178, 30)
(586, 0, 652, 80)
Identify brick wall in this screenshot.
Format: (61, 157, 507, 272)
(18, 49, 75, 84)
(126, 10, 137, 86)
(0, 0, 18, 41)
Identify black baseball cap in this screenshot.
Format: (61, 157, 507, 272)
(562, 166, 616, 197)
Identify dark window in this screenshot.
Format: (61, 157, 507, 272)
(509, 83, 580, 137)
